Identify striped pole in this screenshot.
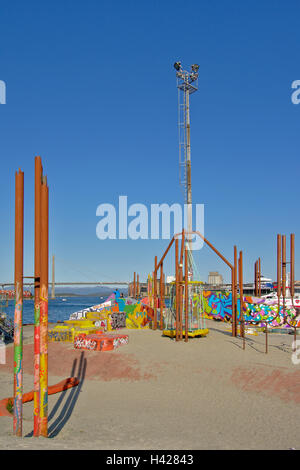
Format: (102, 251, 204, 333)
(34, 156, 42, 436)
(13, 169, 24, 436)
(39, 179, 49, 437)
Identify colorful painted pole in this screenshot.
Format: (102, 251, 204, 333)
(34, 156, 42, 437)
(13, 169, 24, 436)
(179, 231, 185, 340)
(184, 246, 188, 342)
(233, 246, 237, 337)
(175, 239, 179, 341)
(39, 179, 49, 437)
(239, 251, 245, 350)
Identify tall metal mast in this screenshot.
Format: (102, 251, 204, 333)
(174, 61, 199, 254)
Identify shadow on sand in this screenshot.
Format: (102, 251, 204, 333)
(26, 351, 87, 438)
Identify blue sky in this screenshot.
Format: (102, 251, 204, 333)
(0, 0, 299, 285)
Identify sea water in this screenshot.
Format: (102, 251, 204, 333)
(4, 296, 105, 325)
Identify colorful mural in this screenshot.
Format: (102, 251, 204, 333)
(201, 291, 300, 328)
(68, 295, 153, 330)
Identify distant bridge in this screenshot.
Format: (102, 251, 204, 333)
(0, 281, 129, 288)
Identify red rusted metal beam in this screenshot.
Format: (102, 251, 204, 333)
(155, 237, 175, 273)
(193, 231, 233, 270)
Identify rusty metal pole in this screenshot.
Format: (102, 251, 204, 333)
(34, 156, 42, 437)
(254, 261, 258, 296)
(290, 233, 296, 344)
(175, 239, 179, 341)
(258, 257, 261, 297)
(133, 272, 136, 299)
(184, 246, 188, 342)
(277, 234, 282, 315)
(13, 169, 24, 437)
(39, 179, 49, 437)
(239, 251, 245, 350)
(160, 264, 164, 330)
(153, 257, 157, 329)
(290, 233, 295, 299)
(137, 274, 139, 299)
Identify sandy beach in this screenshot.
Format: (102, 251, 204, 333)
(0, 320, 299, 450)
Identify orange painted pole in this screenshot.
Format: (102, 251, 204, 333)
(290, 234, 295, 299)
(258, 257, 261, 297)
(254, 261, 258, 296)
(153, 257, 157, 329)
(277, 234, 281, 315)
(39, 179, 49, 437)
(184, 246, 188, 342)
(34, 156, 42, 437)
(13, 169, 24, 436)
(160, 264, 164, 330)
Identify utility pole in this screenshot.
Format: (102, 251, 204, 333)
(174, 61, 199, 260)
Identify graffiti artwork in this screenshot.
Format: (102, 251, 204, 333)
(74, 332, 129, 352)
(200, 291, 300, 328)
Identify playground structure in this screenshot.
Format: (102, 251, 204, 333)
(142, 230, 299, 350)
(146, 229, 240, 340)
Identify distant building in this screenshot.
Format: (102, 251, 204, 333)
(208, 271, 223, 285)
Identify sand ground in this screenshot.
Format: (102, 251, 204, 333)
(0, 319, 299, 450)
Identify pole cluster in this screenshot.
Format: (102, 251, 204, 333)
(13, 157, 49, 438)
